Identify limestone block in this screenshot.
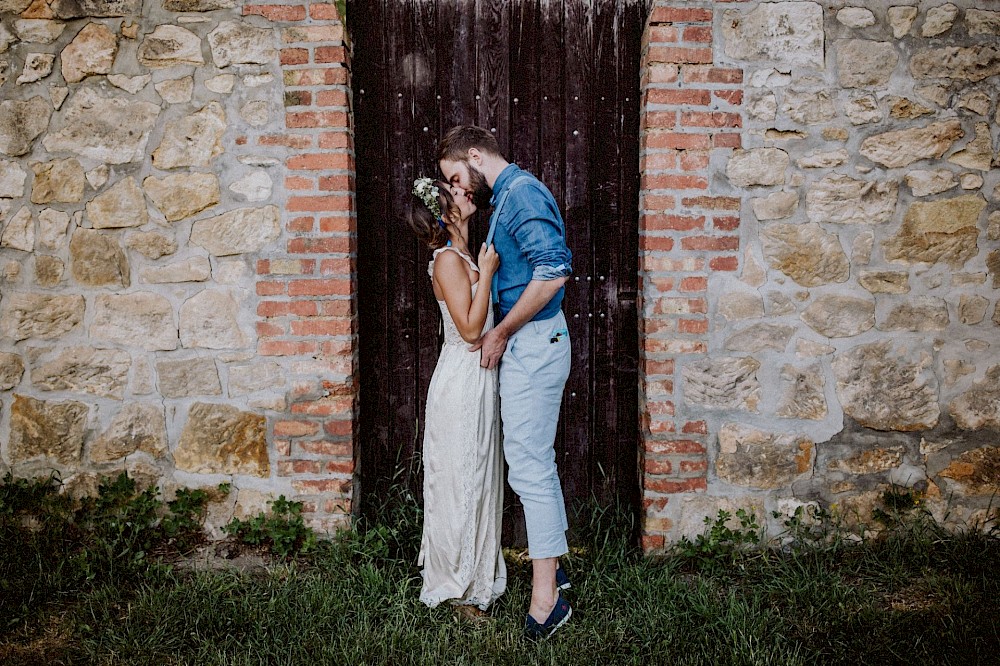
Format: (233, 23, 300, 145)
(837, 39, 897, 88)
(86, 165, 109, 190)
(751, 190, 797, 221)
(910, 45, 1000, 82)
(989, 211, 1000, 241)
(796, 149, 848, 169)
(17, 53, 54, 84)
(229, 171, 272, 202)
(989, 250, 1000, 288)
(726, 148, 788, 187)
(958, 294, 989, 325)
(143, 173, 219, 222)
(844, 94, 882, 125)
(179, 289, 249, 349)
(42, 89, 160, 164)
(206, 74, 235, 93)
(0, 97, 51, 156)
(960, 173, 984, 190)
(767, 291, 797, 316)
(0, 160, 26, 198)
(0, 0, 31, 14)
(0, 352, 25, 390)
(829, 447, 905, 475)
(50, 86, 69, 110)
(35, 255, 64, 287)
(229, 361, 285, 396)
(152, 103, 226, 169)
(208, 20, 277, 67)
(781, 89, 835, 124)
(904, 169, 957, 196)
(9, 394, 88, 465)
(939, 447, 1000, 496)
(70, 228, 130, 287)
(90, 403, 167, 463)
(31, 158, 85, 204)
(189, 205, 280, 256)
(131, 355, 155, 395)
(805, 174, 897, 225)
(716, 423, 814, 489)
(90, 292, 177, 351)
(852, 230, 874, 265)
(108, 73, 150, 94)
(914, 84, 950, 107)
(776, 363, 827, 420)
(832, 342, 939, 431)
(174, 402, 269, 477)
(721, 2, 824, 68)
(801, 295, 875, 338)
(761, 222, 849, 287)
(87, 177, 148, 229)
(138, 25, 204, 67)
(947, 122, 993, 171)
(61, 22, 117, 83)
(837, 7, 875, 28)
(957, 90, 991, 116)
(50, 0, 140, 18)
(879, 296, 950, 332)
(796, 339, 834, 358)
(859, 120, 964, 169)
(887, 6, 917, 37)
(888, 97, 933, 120)
(859, 270, 909, 294)
(31, 347, 131, 399)
(155, 77, 194, 104)
(717, 290, 764, 321)
(741, 248, 766, 288)
(0, 293, 84, 341)
(141, 256, 211, 283)
(746, 92, 776, 122)
(239, 100, 270, 127)
(126, 231, 177, 259)
(164, 0, 235, 10)
(1, 207, 34, 251)
(883, 194, 985, 268)
(38, 208, 69, 251)
(156, 357, 222, 398)
(13, 20, 66, 44)
(966, 9, 1000, 36)
(682, 356, 760, 411)
(724, 323, 794, 353)
(921, 3, 958, 37)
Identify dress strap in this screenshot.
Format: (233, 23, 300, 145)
(431, 246, 479, 272)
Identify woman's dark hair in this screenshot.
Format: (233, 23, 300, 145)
(407, 180, 455, 250)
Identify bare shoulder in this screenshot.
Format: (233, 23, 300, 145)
(432, 249, 468, 282)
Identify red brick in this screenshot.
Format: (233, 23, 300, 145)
(646, 25, 678, 43)
(681, 196, 740, 210)
(683, 421, 708, 434)
(644, 377, 674, 395)
(648, 46, 712, 64)
(319, 215, 355, 233)
(680, 459, 709, 474)
(713, 133, 742, 148)
(642, 194, 676, 210)
(243, 4, 306, 21)
(643, 359, 675, 375)
(713, 89, 744, 105)
(646, 439, 706, 455)
(709, 255, 739, 271)
(315, 46, 347, 64)
(256, 281, 286, 296)
(285, 176, 314, 190)
(642, 213, 705, 232)
(643, 110, 678, 129)
(678, 318, 708, 334)
(309, 2, 340, 20)
(259, 340, 319, 356)
(644, 477, 707, 493)
(280, 48, 309, 66)
(649, 7, 713, 23)
(641, 63, 679, 85)
(319, 174, 353, 191)
(288, 216, 315, 233)
(258, 300, 320, 317)
(680, 150, 710, 171)
(299, 440, 353, 457)
(258, 259, 316, 275)
(286, 111, 349, 129)
(235, 136, 247, 145)
(317, 89, 349, 107)
(287, 153, 353, 171)
(283, 68, 348, 87)
(274, 420, 320, 437)
(319, 131, 353, 149)
(647, 88, 711, 107)
(278, 460, 322, 476)
(642, 174, 709, 191)
(324, 460, 353, 474)
(320, 257, 352, 274)
(292, 479, 351, 494)
(682, 25, 712, 43)
(652, 297, 707, 316)
(288, 237, 352, 254)
(680, 111, 742, 128)
(258, 133, 313, 149)
(642, 534, 666, 551)
(713, 216, 740, 231)
(291, 318, 352, 336)
(641, 255, 704, 272)
(320, 300, 354, 316)
(256, 321, 286, 337)
(288, 195, 352, 212)
(646, 400, 674, 416)
(284, 90, 311, 107)
(679, 276, 707, 292)
(639, 235, 674, 251)
(644, 458, 673, 475)
(644, 132, 711, 150)
(288, 278, 351, 296)
(647, 276, 675, 293)
(683, 66, 744, 84)
(325, 419, 353, 437)
(292, 396, 354, 415)
(282, 25, 344, 43)
(640, 151, 678, 171)
(680, 235, 739, 251)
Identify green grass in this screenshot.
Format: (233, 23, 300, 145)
(2, 475, 999, 665)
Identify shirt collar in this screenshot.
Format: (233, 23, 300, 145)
(489, 164, 520, 207)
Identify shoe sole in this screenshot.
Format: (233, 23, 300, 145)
(545, 605, 572, 639)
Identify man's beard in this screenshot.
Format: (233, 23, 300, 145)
(467, 163, 493, 210)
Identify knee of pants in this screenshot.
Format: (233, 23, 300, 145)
(507, 463, 561, 501)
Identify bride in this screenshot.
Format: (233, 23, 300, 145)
(408, 177, 506, 617)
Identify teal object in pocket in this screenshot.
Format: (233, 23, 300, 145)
(549, 328, 568, 344)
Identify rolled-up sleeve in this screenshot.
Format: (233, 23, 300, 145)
(504, 186, 573, 281)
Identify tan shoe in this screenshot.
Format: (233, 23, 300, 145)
(453, 604, 490, 625)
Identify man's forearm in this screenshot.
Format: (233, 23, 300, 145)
(495, 277, 568, 337)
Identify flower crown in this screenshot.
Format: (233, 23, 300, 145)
(412, 177, 442, 220)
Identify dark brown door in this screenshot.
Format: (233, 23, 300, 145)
(350, 0, 644, 544)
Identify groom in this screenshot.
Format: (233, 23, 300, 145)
(438, 125, 574, 639)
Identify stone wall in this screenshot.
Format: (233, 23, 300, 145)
(639, 0, 1000, 548)
(0, 0, 355, 533)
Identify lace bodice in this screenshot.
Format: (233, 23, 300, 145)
(428, 247, 492, 346)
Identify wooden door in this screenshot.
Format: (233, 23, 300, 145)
(350, 0, 645, 544)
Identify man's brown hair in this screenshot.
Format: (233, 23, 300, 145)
(437, 125, 503, 162)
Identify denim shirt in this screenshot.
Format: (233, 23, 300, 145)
(489, 164, 573, 321)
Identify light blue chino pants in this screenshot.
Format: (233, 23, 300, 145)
(499, 310, 571, 559)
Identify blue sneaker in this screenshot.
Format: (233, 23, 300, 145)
(524, 594, 572, 640)
(556, 565, 571, 591)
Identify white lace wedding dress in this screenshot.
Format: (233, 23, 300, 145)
(417, 247, 507, 610)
